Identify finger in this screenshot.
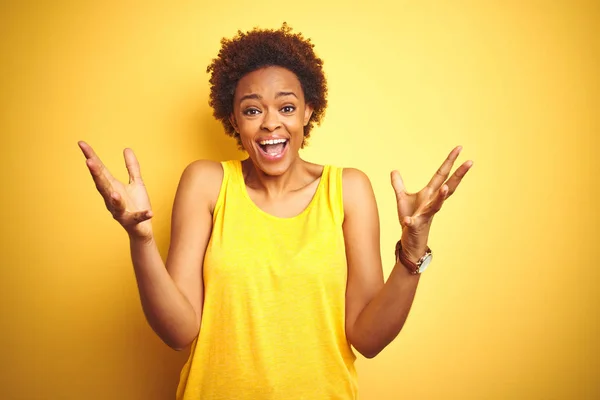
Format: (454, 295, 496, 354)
(391, 170, 408, 198)
(79, 141, 116, 182)
(407, 185, 448, 228)
(120, 210, 153, 227)
(424, 184, 448, 217)
(85, 157, 116, 200)
(426, 146, 462, 192)
(109, 191, 127, 218)
(78, 141, 110, 170)
(78, 141, 97, 159)
(127, 210, 153, 224)
(110, 192, 153, 225)
(402, 214, 430, 229)
(443, 160, 473, 197)
(123, 148, 143, 184)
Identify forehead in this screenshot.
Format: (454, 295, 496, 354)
(235, 66, 304, 100)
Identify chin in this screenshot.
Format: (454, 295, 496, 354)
(246, 138, 300, 176)
(252, 153, 294, 177)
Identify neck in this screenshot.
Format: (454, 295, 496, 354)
(242, 157, 309, 198)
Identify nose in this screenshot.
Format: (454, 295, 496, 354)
(260, 109, 281, 132)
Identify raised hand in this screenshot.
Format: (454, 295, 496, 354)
(78, 141, 154, 241)
(391, 146, 473, 259)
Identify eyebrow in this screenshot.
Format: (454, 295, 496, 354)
(238, 91, 298, 104)
(276, 91, 298, 99)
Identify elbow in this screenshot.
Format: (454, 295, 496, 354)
(164, 335, 195, 351)
(348, 332, 384, 359)
(362, 350, 381, 359)
(153, 324, 199, 352)
(148, 316, 200, 352)
(354, 343, 382, 359)
(168, 340, 187, 351)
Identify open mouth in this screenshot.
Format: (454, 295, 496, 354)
(257, 138, 289, 157)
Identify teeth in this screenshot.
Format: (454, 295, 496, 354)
(259, 138, 287, 145)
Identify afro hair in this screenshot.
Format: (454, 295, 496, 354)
(206, 23, 328, 148)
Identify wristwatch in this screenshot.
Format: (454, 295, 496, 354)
(395, 240, 433, 275)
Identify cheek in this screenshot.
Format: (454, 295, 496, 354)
(285, 114, 305, 130)
(239, 134, 255, 149)
(236, 124, 255, 146)
(237, 117, 260, 135)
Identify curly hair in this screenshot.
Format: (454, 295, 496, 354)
(206, 23, 328, 148)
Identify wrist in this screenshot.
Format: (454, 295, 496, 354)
(401, 220, 430, 249)
(395, 240, 433, 275)
(400, 245, 428, 264)
(128, 231, 155, 246)
(399, 234, 429, 263)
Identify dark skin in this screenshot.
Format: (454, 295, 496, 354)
(78, 66, 473, 355)
(343, 146, 472, 357)
(228, 66, 318, 218)
(392, 145, 473, 260)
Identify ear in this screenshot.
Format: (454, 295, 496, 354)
(229, 113, 238, 132)
(303, 104, 314, 126)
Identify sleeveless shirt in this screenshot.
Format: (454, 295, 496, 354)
(176, 160, 358, 399)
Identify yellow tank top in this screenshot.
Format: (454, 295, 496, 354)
(176, 160, 358, 399)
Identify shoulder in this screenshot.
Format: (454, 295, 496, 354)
(342, 167, 371, 187)
(175, 159, 225, 213)
(179, 159, 224, 189)
(182, 159, 224, 179)
(342, 168, 374, 198)
(341, 168, 377, 219)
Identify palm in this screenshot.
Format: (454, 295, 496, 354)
(122, 179, 152, 214)
(78, 141, 154, 239)
(391, 146, 473, 231)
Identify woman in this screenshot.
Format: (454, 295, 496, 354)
(79, 24, 472, 399)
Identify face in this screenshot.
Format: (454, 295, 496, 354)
(230, 66, 313, 176)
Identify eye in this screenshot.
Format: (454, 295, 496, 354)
(243, 108, 261, 116)
(281, 105, 296, 114)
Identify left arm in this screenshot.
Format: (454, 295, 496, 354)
(343, 168, 421, 359)
(344, 147, 472, 358)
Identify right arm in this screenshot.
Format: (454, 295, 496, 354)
(131, 160, 222, 350)
(78, 141, 222, 350)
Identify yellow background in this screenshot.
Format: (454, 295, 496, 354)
(1, 1, 598, 399)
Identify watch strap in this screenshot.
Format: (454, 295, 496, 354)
(395, 240, 432, 275)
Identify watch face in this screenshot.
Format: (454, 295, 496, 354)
(418, 254, 433, 273)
